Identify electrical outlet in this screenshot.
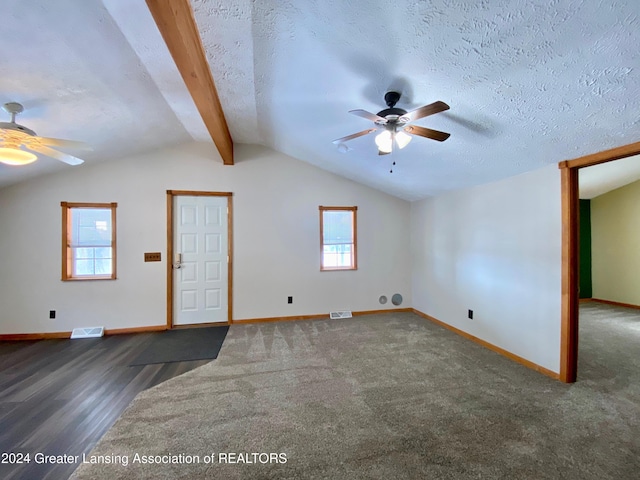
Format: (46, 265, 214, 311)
(468, 309, 473, 320)
(49, 310, 56, 319)
(288, 296, 293, 304)
(144, 252, 161, 262)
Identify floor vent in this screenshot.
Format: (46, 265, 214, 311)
(71, 327, 105, 339)
(330, 311, 352, 319)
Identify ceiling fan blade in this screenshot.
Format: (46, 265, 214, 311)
(378, 149, 391, 156)
(404, 125, 451, 142)
(404, 101, 450, 122)
(332, 128, 377, 144)
(26, 143, 85, 165)
(36, 137, 93, 151)
(349, 109, 387, 124)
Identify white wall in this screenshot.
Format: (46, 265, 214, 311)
(410, 165, 562, 372)
(0, 143, 411, 334)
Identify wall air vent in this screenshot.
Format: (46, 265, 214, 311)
(330, 311, 352, 319)
(70, 327, 105, 339)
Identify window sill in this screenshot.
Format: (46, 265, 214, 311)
(61, 276, 117, 281)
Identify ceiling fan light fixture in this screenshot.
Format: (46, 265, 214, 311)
(396, 130, 412, 149)
(0, 147, 37, 166)
(375, 130, 393, 153)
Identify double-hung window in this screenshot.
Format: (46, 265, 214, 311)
(61, 202, 117, 280)
(319, 206, 357, 271)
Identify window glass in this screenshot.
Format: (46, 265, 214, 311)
(319, 207, 357, 271)
(61, 202, 117, 280)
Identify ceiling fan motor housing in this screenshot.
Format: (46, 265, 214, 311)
(1, 103, 37, 136)
(376, 107, 408, 119)
(0, 122, 37, 136)
(377, 92, 408, 122)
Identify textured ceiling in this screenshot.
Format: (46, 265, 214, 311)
(1, 0, 639, 199)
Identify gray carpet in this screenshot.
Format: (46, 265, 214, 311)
(70, 306, 640, 479)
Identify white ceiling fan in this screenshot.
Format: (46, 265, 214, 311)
(0, 102, 90, 166)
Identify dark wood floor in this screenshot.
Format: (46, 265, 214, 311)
(0, 332, 211, 480)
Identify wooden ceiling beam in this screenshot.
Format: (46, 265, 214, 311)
(146, 0, 234, 165)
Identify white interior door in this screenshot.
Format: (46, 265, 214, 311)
(173, 195, 228, 325)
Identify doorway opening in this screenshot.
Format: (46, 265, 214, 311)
(559, 141, 640, 383)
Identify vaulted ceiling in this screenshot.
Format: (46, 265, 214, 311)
(1, 0, 639, 200)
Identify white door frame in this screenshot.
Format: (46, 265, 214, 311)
(166, 190, 233, 328)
